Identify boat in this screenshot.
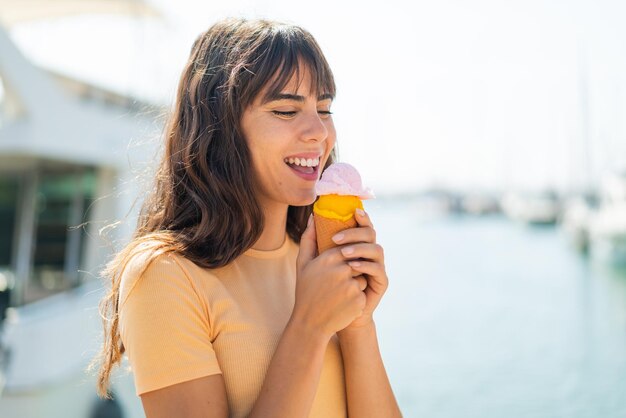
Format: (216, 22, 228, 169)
(588, 171, 626, 266)
(409, 188, 462, 219)
(459, 191, 501, 216)
(559, 192, 599, 253)
(0, 10, 161, 416)
(500, 189, 561, 225)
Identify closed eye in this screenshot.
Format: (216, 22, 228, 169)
(271, 110, 333, 117)
(272, 110, 297, 117)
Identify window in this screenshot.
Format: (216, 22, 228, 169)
(0, 177, 18, 269)
(28, 170, 94, 302)
(0, 165, 97, 305)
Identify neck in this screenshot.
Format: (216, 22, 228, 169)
(252, 201, 288, 251)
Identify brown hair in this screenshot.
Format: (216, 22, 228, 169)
(88, 18, 336, 398)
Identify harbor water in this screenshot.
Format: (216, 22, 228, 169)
(369, 199, 626, 418)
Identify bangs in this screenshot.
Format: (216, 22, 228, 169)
(261, 52, 335, 103)
(240, 25, 336, 106)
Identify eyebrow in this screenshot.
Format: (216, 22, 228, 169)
(264, 92, 334, 103)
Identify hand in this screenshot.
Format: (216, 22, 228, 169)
(292, 215, 367, 340)
(332, 209, 388, 331)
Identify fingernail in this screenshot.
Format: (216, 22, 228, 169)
(356, 208, 365, 217)
(341, 246, 354, 256)
(332, 233, 344, 243)
(349, 261, 361, 267)
(308, 214, 313, 227)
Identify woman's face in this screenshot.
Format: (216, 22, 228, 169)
(241, 67, 336, 209)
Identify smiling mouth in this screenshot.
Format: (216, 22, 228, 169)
(284, 156, 321, 175)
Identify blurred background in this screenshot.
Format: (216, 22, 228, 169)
(1, 0, 625, 417)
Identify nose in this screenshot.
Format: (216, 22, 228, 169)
(300, 108, 329, 142)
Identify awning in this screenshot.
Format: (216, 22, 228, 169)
(0, 0, 162, 26)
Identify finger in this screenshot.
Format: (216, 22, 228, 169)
(354, 208, 374, 228)
(347, 261, 387, 288)
(296, 214, 317, 271)
(353, 275, 368, 291)
(331, 225, 376, 246)
(348, 259, 385, 273)
(339, 243, 384, 263)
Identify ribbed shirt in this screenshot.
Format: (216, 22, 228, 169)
(118, 236, 347, 417)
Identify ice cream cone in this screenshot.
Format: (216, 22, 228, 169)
(314, 212, 358, 254)
(313, 193, 363, 254)
(313, 162, 375, 254)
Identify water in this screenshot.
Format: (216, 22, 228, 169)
(368, 199, 626, 418)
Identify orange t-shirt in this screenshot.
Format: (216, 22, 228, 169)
(118, 236, 347, 417)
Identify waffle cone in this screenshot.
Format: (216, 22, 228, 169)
(314, 213, 357, 254)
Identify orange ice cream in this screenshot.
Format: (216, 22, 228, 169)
(313, 163, 375, 253)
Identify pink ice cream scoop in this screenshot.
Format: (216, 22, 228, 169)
(315, 162, 375, 199)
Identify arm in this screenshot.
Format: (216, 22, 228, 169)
(338, 322, 402, 418)
(332, 208, 402, 417)
(247, 318, 330, 417)
(248, 215, 366, 417)
(141, 375, 228, 418)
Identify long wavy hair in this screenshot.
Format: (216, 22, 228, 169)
(88, 18, 337, 399)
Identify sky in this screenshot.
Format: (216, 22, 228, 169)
(6, 0, 626, 194)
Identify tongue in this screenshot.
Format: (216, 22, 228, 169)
(288, 163, 314, 174)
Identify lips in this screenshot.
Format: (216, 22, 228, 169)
(288, 163, 315, 174)
(285, 160, 320, 181)
(283, 151, 324, 181)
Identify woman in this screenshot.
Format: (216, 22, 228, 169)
(91, 18, 402, 418)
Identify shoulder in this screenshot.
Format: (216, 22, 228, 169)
(117, 241, 215, 309)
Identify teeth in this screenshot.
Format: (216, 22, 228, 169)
(285, 157, 320, 167)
